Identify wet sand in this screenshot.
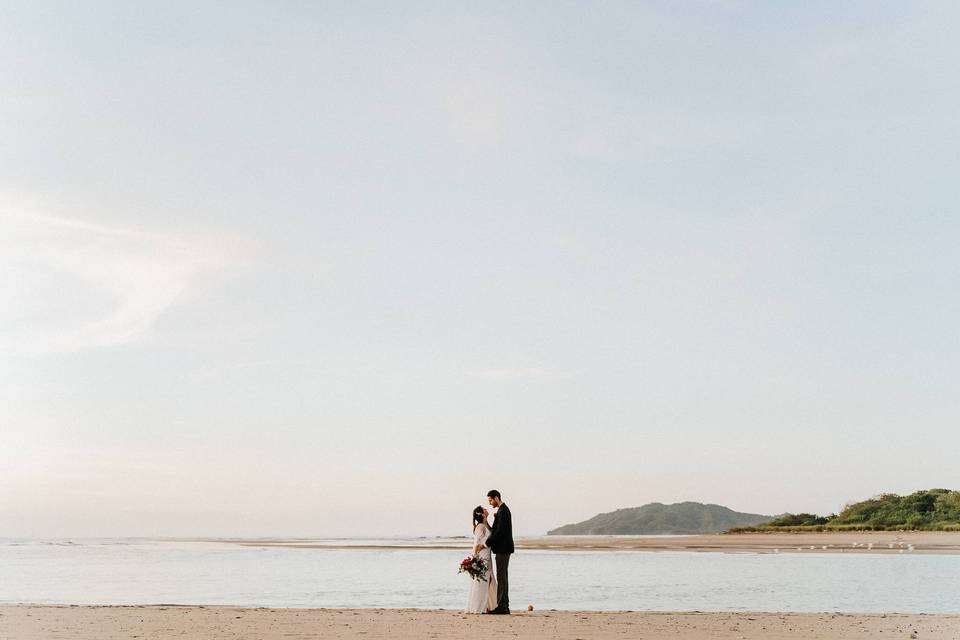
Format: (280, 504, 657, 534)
(215, 531, 960, 554)
(3, 606, 959, 640)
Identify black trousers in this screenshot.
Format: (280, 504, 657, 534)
(494, 553, 510, 611)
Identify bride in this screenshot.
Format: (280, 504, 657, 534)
(465, 505, 498, 613)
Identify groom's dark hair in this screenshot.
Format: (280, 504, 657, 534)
(487, 489, 501, 499)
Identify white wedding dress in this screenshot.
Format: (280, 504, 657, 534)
(464, 523, 498, 613)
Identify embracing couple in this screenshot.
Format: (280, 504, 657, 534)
(465, 489, 514, 615)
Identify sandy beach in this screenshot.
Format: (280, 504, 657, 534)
(3, 606, 959, 640)
(218, 531, 960, 554)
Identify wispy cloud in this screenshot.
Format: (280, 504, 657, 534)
(385, 59, 531, 156)
(0, 200, 230, 356)
(463, 353, 573, 381)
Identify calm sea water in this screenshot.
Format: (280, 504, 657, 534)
(1, 538, 958, 613)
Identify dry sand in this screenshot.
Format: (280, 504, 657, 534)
(3, 606, 959, 640)
(220, 531, 960, 554)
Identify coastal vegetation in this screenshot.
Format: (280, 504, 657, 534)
(728, 489, 960, 532)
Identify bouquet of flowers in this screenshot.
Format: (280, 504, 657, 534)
(458, 555, 488, 581)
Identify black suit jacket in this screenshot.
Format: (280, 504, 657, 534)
(486, 503, 515, 554)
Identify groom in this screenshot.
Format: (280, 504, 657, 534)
(480, 489, 514, 614)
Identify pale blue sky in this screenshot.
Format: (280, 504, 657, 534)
(2, 2, 959, 537)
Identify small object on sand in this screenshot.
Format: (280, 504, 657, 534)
(527, 604, 534, 611)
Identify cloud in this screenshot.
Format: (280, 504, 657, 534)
(462, 353, 572, 381)
(0, 200, 229, 356)
(570, 111, 754, 161)
(385, 59, 531, 156)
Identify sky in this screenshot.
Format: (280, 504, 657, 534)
(2, 1, 959, 537)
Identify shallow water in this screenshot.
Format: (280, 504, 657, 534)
(1, 538, 958, 612)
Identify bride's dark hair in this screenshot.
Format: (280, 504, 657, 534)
(472, 505, 485, 530)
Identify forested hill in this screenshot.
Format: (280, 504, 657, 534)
(548, 502, 772, 535)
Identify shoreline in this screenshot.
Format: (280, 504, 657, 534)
(3, 606, 959, 639)
(213, 531, 960, 554)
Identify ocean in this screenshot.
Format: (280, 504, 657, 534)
(2, 537, 958, 613)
